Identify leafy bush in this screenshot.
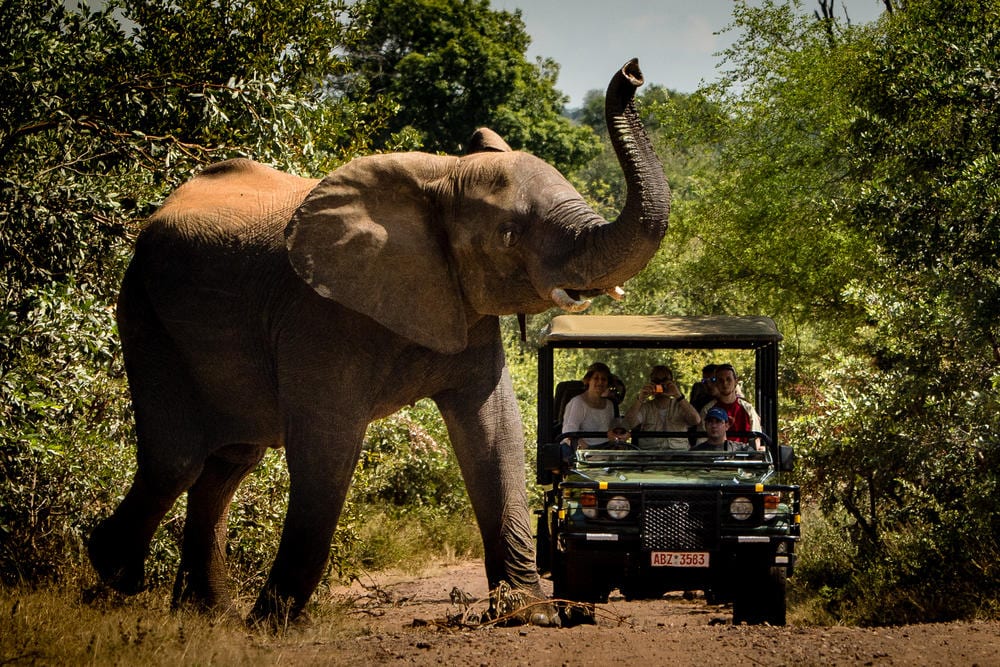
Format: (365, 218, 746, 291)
(354, 402, 467, 511)
(788, 351, 1000, 624)
(0, 281, 133, 584)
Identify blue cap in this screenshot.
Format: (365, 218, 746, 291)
(705, 407, 729, 423)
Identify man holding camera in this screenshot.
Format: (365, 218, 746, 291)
(624, 365, 701, 449)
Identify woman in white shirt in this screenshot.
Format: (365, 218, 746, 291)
(561, 362, 618, 447)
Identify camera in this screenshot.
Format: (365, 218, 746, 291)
(654, 384, 664, 394)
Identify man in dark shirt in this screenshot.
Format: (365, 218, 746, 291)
(689, 363, 718, 412)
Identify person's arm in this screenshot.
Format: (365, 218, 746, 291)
(677, 396, 701, 427)
(748, 402, 762, 432)
(698, 400, 714, 423)
(742, 399, 765, 450)
(624, 385, 652, 427)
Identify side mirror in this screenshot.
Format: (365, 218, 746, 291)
(779, 445, 795, 472)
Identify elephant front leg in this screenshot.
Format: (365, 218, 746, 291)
(435, 368, 559, 626)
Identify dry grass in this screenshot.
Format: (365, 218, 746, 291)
(0, 580, 365, 665)
(0, 507, 486, 665)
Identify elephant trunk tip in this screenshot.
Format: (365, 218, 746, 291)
(549, 286, 625, 312)
(621, 58, 644, 87)
(550, 287, 591, 312)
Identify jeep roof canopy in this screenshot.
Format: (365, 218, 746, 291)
(537, 315, 783, 447)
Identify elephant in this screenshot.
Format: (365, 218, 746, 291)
(87, 58, 670, 627)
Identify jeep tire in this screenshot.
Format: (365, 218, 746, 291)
(733, 565, 787, 625)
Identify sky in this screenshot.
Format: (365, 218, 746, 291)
(489, 0, 886, 107)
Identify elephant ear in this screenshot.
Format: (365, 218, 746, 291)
(466, 128, 512, 153)
(286, 153, 469, 354)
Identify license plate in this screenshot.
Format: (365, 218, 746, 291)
(651, 551, 710, 567)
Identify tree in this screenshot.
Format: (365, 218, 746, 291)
(0, 0, 396, 584)
(685, 0, 999, 623)
(598, 0, 999, 623)
(342, 0, 598, 172)
(850, 0, 1000, 366)
(810, 0, 1000, 621)
(646, 1, 875, 329)
(1, 0, 400, 300)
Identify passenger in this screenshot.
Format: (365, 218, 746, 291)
(689, 363, 719, 412)
(624, 365, 701, 449)
(607, 416, 631, 449)
(687, 363, 718, 446)
(605, 374, 627, 410)
(698, 363, 762, 447)
(691, 407, 754, 452)
(561, 362, 619, 448)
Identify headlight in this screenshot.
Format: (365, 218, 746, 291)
(606, 495, 631, 520)
(581, 492, 598, 518)
(729, 496, 754, 521)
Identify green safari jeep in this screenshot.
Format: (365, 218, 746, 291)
(534, 315, 800, 625)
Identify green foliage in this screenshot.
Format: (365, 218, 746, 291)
(788, 356, 1000, 623)
(0, 282, 133, 583)
(354, 402, 467, 512)
(804, 0, 1000, 622)
(625, 0, 1000, 623)
(645, 1, 873, 330)
(849, 0, 1000, 360)
(0, 0, 447, 591)
(343, 0, 600, 172)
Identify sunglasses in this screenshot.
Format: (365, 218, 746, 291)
(703, 377, 718, 383)
(651, 377, 671, 384)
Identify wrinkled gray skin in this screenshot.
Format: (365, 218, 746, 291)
(88, 59, 670, 627)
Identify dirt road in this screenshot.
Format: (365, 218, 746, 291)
(307, 560, 1000, 666)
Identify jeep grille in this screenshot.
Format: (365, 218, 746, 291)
(641, 491, 718, 550)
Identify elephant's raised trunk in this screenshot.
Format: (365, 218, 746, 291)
(604, 59, 671, 258)
(555, 59, 670, 309)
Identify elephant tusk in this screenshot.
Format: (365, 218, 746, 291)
(550, 288, 592, 312)
(606, 286, 625, 301)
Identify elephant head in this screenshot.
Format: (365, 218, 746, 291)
(285, 58, 669, 353)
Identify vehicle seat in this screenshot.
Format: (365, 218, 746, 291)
(552, 380, 586, 439)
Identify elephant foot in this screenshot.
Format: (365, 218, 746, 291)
(87, 520, 146, 595)
(558, 601, 597, 627)
(486, 582, 561, 627)
(172, 569, 235, 616)
(527, 603, 561, 627)
(246, 587, 307, 633)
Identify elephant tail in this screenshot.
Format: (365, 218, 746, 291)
(115, 245, 187, 396)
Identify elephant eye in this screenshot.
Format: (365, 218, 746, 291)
(501, 227, 520, 248)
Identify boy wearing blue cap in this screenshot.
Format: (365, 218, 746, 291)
(692, 407, 753, 452)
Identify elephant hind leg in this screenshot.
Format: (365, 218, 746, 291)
(172, 444, 267, 613)
(88, 474, 183, 594)
(90, 299, 208, 593)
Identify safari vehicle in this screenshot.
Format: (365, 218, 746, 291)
(534, 315, 800, 625)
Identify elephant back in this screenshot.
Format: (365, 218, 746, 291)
(149, 158, 320, 244)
